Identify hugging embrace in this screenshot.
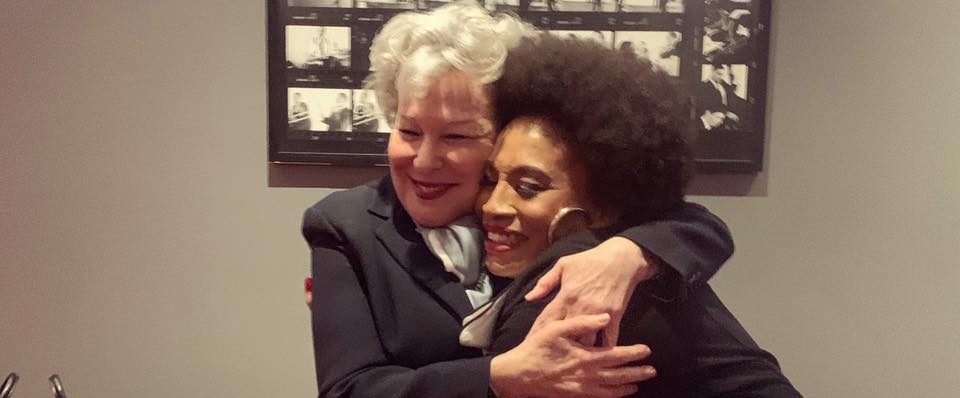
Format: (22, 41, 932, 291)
(302, 2, 800, 397)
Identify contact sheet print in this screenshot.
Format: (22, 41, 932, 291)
(268, 0, 770, 171)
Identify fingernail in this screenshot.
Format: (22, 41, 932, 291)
(643, 366, 657, 377)
(304, 277, 313, 293)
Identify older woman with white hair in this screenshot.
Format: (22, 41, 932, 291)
(302, 2, 734, 397)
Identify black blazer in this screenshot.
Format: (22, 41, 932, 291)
(302, 176, 734, 398)
(487, 230, 803, 398)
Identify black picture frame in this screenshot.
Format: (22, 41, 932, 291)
(267, 0, 772, 172)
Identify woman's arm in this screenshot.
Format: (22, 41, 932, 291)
(491, 270, 802, 398)
(305, 205, 492, 398)
(305, 203, 652, 398)
(525, 202, 734, 345)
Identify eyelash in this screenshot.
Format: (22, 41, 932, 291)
(480, 169, 548, 200)
(398, 129, 421, 139)
(515, 181, 546, 199)
(398, 130, 477, 142)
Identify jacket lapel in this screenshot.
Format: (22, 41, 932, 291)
(370, 178, 475, 320)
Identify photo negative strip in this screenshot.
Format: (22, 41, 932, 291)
(485, 0, 521, 12)
(356, 0, 416, 8)
(267, 0, 770, 169)
(288, 88, 353, 134)
(547, 30, 614, 49)
(286, 26, 351, 73)
(288, 0, 353, 7)
(419, 0, 457, 10)
(618, 0, 658, 13)
(352, 89, 391, 133)
(702, 0, 755, 64)
(613, 31, 681, 76)
(618, 0, 683, 13)
(697, 63, 750, 132)
(528, 0, 617, 12)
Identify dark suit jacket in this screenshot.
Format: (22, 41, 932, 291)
(487, 230, 802, 398)
(698, 80, 731, 116)
(302, 176, 734, 398)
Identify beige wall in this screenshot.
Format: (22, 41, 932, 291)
(1, 1, 958, 397)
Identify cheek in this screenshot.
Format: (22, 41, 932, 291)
(387, 134, 413, 167)
(475, 188, 492, 214)
(450, 143, 493, 179)
(521, 193, 578, 239)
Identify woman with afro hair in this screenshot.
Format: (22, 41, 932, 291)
(460, 34, 802, 397)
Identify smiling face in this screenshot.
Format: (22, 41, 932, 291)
(388, 70, 496, 227)
(478, 117, 593, 278)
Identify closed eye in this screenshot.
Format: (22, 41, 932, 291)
(444, 133, 480, 141)
(398, 129, 422, 139)
(514, 180, 549, 199)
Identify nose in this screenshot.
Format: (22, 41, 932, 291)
(481, 180, 516, 222)
(412, 137, 444, 170)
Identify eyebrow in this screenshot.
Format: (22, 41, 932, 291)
(397, 115, 482, 127)
(397, 116, 487, 135)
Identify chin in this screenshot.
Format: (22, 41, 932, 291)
(485, 258, 526, 278)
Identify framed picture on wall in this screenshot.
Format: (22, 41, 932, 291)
(267, 0, 771, 172)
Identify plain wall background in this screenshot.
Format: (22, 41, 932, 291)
(2, 1, 958, 397)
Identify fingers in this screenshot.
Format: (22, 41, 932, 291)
(579, 383, 639, 398)
(525, 264, 563, 301)
(547, 313, 610, 339)
(530, 296, 567, 334)
(304, 277, 314, 309)
(601, 311, 624, 347)
(583, 343, 652, 368)
(576, 330, 598, 347)
(594, 364, 657, 386)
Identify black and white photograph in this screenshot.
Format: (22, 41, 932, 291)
(528, 0, 617, 12)
(485, 0, 521, 12)
(356, 0, 416, 8)
(697, 63, 749, 132)
(288, 0, 353, 7)
(703, 0, 755, 64)
(352, 89, 391, 133)
(618, 0, 658, 12)
(288, 88, 353, 133)
(419, 0, 457, 9)
(286, 26, 351, 73)
(613, 31, 681, 76)
(662, 0, 684, 12)
(547, 30, 614, 49)
(268, 0, 771, 169)
(618, 0, 683, 13)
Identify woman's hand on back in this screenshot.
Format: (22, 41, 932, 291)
(489, 313, 656, 398)
(524, 237, 661, 347)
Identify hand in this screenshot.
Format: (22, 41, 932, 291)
(490, 313, 656, 398)
(525, 237, 661, 346)
(304, 277, 313, 309)
(701, 111, 725, 129)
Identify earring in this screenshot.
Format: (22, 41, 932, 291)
(547, 207, 592, 244)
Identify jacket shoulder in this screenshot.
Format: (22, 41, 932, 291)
(301, 177, 392, 242)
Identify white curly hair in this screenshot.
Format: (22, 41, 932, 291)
(366, 1, 536, 126)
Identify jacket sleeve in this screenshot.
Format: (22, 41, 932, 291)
(616, 202, 734, 301)
(303, 205, 492, 398)
(680, 287, 804, 397)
